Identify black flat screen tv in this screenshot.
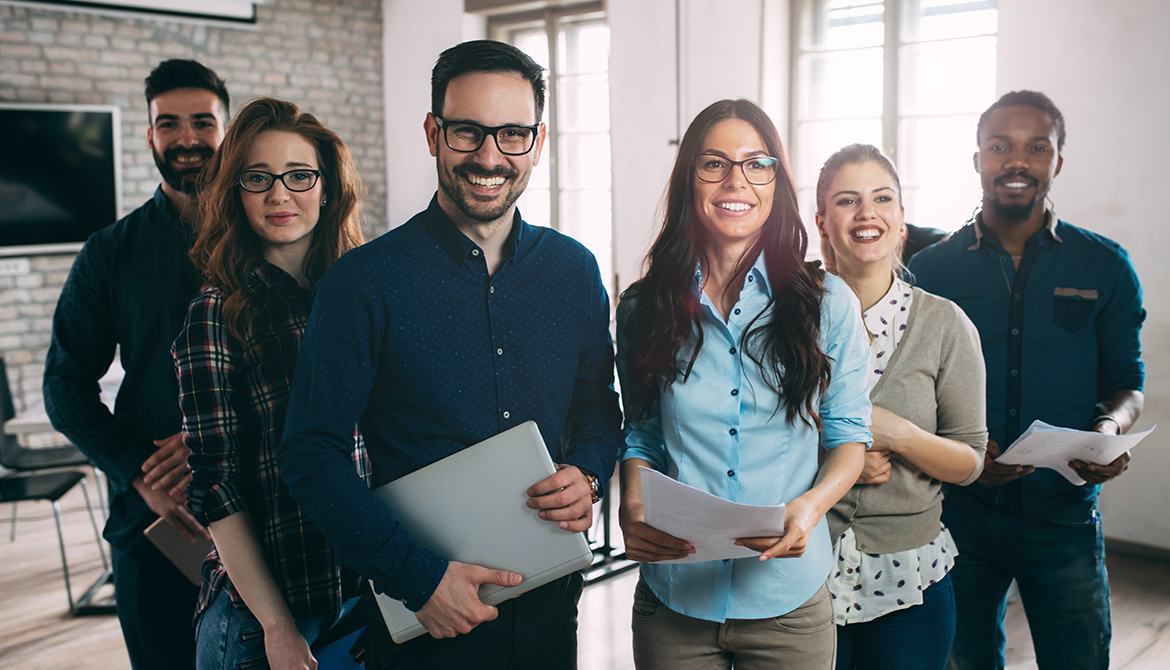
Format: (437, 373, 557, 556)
(0, 104, 122, 257)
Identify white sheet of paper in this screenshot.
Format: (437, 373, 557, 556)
(640, 466, 785, 565)
(995, 420, 1156, 485)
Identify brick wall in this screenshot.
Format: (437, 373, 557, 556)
(0, 0, 387, 419)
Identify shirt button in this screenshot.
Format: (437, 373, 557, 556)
(1009, 409, 1018, 416)
(502, 411, 510, 419)
(846, 568, 853, 574)
(747, 276, 754, 282)
(490, 286, 495, 293)
(731, 389, 739, 396)
(497, 348, 503, 355)
(727, 469, 735, 477)
(1013, 293, 1021, 300)
(472, 249, 480, 256)
(734, 308, 741, 315)
(1011, 328, 1019, 335)
(729, 347, 737, 355)
(1010, 369, 1018, 376)
(729, 428, 737, 436)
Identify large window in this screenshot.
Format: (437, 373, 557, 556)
(792, 0, 997, 240)
(491, 6, 614, 296)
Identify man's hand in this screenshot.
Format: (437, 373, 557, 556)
(261, 619, 317, 670)
(1071, 452, 1130, 485)
(618, 501, 694, 563)
(857, 446, 892, 484)
(526, 464, 594, 532)
(977, 439, 1033, 485)
(141, 433, 191, 503)
(415, 562, 521, 639)
(131, 474, 209, 543)
(735, 494, 820, 560)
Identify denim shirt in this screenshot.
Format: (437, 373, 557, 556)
(908, 213, 1145, 511)
(617, 256, 872, 622)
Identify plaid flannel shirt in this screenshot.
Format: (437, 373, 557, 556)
(175, 261, 370, 621)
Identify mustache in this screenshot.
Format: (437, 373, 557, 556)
(994, 171, 1038, 187)
(163, 145, 214, 165)
(453, 163, 517, 180)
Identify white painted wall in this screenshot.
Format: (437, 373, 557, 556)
(609, 0, 786, 295)
(381, 0, 466, 229)
(998, 0, 1170, 550)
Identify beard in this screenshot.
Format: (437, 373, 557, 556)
(988, 172, 1045, 226)
(437, 160, 528, 223)
(152, 145, 214, 194)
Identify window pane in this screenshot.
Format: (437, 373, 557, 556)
(800, 0, 885, 50)
(558, 20, 608, 75)
(899, 36, 996, 116)
(897, 115, 978, 187)
(518, 187, 551, 229)
(902, 186, 980, 231)
(797, 187, 824, 261)
(559, 133, 612, 191)
(558, 72, 610, 133)
(901, 0, 997, 42)
(794, 118, 883, 188)
(797, 49, 884, 121)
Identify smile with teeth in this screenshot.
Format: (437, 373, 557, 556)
(852, 228, 881, 240)
(174, 155, 204, 164)
(468, 174, 506, 188)
(718, 202, 752, 212)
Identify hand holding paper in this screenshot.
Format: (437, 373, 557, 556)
(994, 420, 1155, 486)
(639, 466, 785, 564)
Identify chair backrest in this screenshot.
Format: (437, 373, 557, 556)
(1, 359, 24, 467)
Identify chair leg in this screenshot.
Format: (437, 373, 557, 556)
(8, 501, 15, 541)
(93, 467, 109, 522)
(51, 500, 76, 613)
(79, 478, 110, 571)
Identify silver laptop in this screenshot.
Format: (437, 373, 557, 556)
(143, 518, 214, 586)
(369, 421, 594, 643)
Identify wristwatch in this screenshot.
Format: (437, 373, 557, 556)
(580, 467, 601, 504)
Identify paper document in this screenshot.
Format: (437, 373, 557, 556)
(995, 420, 1155, 486)
(640, 466, 785, 565)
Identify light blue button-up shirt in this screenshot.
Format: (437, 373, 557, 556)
(617, 255, 872, 622)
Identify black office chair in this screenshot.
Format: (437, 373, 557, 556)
(1, 358, 113, 614)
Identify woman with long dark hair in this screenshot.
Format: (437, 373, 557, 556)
(174, 97, 366, 670)
(815, 144, 987, 670)
(616, 99, 871, 669)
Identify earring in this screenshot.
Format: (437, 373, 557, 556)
(321, 197, 328, 205)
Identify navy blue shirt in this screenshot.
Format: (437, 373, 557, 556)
(44, 187, 204, 550)
(908, 214, 1144, 511)
(277, 195, 622, 611)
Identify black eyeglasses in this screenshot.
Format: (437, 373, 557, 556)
(435, 117, 540, 156)
(239, 169, 322, 193)
(694, 154, 779, 186)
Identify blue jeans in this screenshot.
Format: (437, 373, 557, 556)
(941, 486, 1110, 670)
(836, 571, 956, 670)
(194, 590, 364, 670)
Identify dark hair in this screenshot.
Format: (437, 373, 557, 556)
(815, 143, 906, 277)
(977, 90, 1065, 150)
(144, 59, 230, 115)
(190, 98, 364, 345)
(621, 99, 832, 428)
(431, 40, 546, 122)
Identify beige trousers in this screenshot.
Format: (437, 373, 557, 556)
(631, 577, 836, 670)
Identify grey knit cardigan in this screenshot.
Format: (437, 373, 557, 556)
(827, 287, 989, 554)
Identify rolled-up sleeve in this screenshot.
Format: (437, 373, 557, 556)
(818, 276, 873, 450)
(174, 292, 246, 526)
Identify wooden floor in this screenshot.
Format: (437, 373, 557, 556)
(2, 476, 1168, 669)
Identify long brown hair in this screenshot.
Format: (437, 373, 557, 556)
(190, 97, 364, 344)
(621, 99, 832, 428)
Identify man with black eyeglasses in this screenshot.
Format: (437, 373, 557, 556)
(277, 40, 622, 669)
(44, 59, 228, 669)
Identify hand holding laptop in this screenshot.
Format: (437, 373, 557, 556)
(417, 562, 523, 638)
(526, 463, 595, 532)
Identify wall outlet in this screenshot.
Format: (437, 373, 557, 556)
(0, 258, 31, 276)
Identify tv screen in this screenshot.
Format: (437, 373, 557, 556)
(0, 104, 122, 256)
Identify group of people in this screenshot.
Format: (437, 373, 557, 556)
(41, 36, 1143, 670)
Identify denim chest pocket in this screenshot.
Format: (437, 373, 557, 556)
(1052, 288, 1098, 333)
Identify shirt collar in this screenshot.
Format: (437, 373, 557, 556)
(864, 276, 910, 331)
(251, 260, 304, 292)
(969, 208, 1062, 251)
(691, 251, 772, 299)
(421, 193, 529, 267)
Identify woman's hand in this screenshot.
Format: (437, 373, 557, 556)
(734, 494, 821, 560)
(619, 501, 695, 563)
(857, 446, 892, 484)
(262, 619, 317, 670)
